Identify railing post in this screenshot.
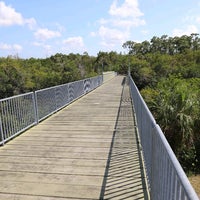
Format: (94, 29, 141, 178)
(55, 87, 58, 111)
(33, 91, 39, 124)
(150, 124, 156, 199)
(0, 115, 4, 146)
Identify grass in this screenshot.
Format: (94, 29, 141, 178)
(188, 174, 200, 197)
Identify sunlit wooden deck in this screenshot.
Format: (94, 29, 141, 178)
(0, 76, 149, 199)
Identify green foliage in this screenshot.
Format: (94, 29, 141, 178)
(0, 58, 25, 97)
(141, 77, 200, 173)
(123, 33, 200, 55)
(129, 57, 156, 89)
(0, 53, 107, 98)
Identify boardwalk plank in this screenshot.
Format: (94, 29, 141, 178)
(0, 171, 103, 186)
(0, 181, 101, 199)
(0, 156, 107, 166)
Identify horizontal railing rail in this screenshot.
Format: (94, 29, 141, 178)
(128, 75, 199, 200)
(0, 75, 103, 145)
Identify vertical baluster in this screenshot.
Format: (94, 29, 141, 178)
(0, 101, 4, 145)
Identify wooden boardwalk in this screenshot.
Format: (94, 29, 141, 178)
(0, 76, 149, 200)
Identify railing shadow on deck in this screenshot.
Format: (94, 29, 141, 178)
(100, 77, 149, 200)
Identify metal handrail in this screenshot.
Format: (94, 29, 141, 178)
(129, 75, 199, 200)
(0, 92, 36, 145)
(0, 75, 103, 145)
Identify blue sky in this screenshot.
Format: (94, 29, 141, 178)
(0, 0, 200, 58)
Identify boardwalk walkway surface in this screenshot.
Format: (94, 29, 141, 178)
(0, 76, 149, 200)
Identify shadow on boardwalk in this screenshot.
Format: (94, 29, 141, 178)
(100, 77, 149, 200)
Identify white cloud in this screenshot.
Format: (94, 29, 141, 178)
(63, 36, 84, 47)
(98, 26, 129, 47)
(34, 28, 61, 41)
(0, 42, 22, 51)
(172, 25, 198, 37)
(0, 1, 36, 28)
(25, 18, 37, 30)
(62, 36, 85, 53)
(93, 0, 145, 49)
(106, 0, 145, 29)
(0, 1, 23, 26)
(109, 0, 144, 18)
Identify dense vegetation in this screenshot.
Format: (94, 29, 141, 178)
(0, 52, 100, 98)
(123, 34, 200, 174)
(0, 33, 200, 174)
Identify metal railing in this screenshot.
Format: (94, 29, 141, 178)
(0, 92, 36, 145)
(0, 75, 103, 145)
(129, 75, 199, 200)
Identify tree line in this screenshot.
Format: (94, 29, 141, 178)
(0, 52, 119, 99)
(1, 33, 200, 174)
(123, 33, 200, 55)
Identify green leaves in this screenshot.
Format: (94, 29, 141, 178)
(141, 77, 200, 173)
(0, 59, 24, 98)
(123, 34, 200, 55)
(0, 53, 101, 98)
